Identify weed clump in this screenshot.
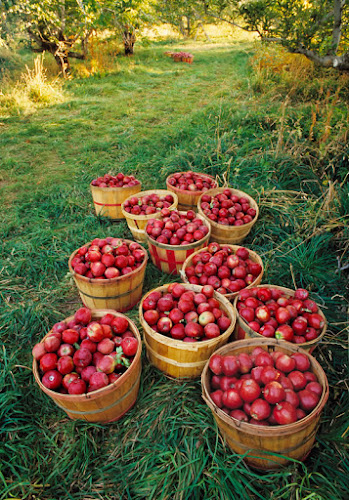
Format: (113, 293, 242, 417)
(0, 54, 64, 116)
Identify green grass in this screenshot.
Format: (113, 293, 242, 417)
(0, 36, 348, 500)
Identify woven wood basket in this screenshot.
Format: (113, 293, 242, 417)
(121, 189, 178, 243)
(166, 173, 218, 212)
(201, 338, 329, 469)
(32, 309, 142, 423)
(139, 283, 236, 379)
(146, 212, 211, 275)
(90, 182, 141, 220)
(68, 239, 148, 312)
(233, 284, 327, 353)
(197, 187, 259, 244)
(181, 244, 264, 301)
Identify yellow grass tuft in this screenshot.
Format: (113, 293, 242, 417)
(250, 43, 315, 95)
(0, 54, 64, 116)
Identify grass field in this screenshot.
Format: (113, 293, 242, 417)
(0, 33, 348, 500)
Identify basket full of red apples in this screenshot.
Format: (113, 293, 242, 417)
(32, 307, 142, 422)
(166, 171, 218, 212)
(234, 285, 327, 352)
(201, 338, 329, 469)
(90, 172, 141, 220)
(181, 242, 264, 299)
(198, 187, 259, 244)
(146, 209, 211, 275)
(139, 283, 236, 378)
(121, 189, 178, 243)
(68, 238, 148, 312)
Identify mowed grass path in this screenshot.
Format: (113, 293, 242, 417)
(0, 39, 348, 500)
(1, 42, 248, 198)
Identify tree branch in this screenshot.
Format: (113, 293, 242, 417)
(204, 11, 250, 32)
(332, 0, 346, 53)
(197, 22, 212, 42)
(261, 37, 284, 43)
(67, 51, 85, 60)
(27, 27, 45, 45)
(291, 45, 349, 71)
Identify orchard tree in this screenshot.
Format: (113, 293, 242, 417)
(155, 0, 208, 38)
(6, 0, 155, 71)
(201, 0, 349, 72)
(102, 0, 155, 55)
(8, 0, 99, 74)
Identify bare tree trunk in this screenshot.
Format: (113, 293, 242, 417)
(178, 19, 186, 37)
(332, 0, 345, 53)
(123, 30, 136, 55)
(186, 16, 191, 37)
(81, 30, 92, 59)
(27, 27, 85, 76)
(54, 53, 70, 76)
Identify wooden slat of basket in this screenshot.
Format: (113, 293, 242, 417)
(144, 337, 206, 379)
(232, 284, 327, 352)
(32, 310, 142, 423)
(148, 243, 200, 275)
(181, 244, 264, 300)
(197, 187, 259, 244)
(201, 338, 329, 469)
(209, 409, 318, 464)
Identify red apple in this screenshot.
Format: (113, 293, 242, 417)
(42, 370, 62, 390)
(32, 343, 47, 360)
(57, 356, 74, 375)
(74, 308, 92, 325)
(68, 379, 87, 395)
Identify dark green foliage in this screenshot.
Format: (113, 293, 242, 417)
(0, 40, 348, 500)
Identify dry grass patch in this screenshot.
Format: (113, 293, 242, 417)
(0, 54, 64, 116)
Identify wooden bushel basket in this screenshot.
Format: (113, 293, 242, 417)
(68, 239, 148, 312)
(181, 244, 264, 301)
(33, 310, 142, 423)
(139, 284, 236, 379)
(90, 182, 141, 220)
(166, 173, 218, 212)
(233, 284, 327, 353)
(197, 187, 259, 244)
(146, 212, 211, 275)
(121, 189, 178, 243)
(201, 338, 329, 469)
